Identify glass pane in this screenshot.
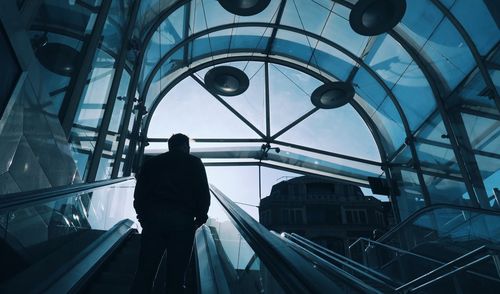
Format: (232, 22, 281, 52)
(423, 174, 472, 206)
(449, 0, 500, 55)
(194, 61, 267, 133)
(277, 106, 381, 162)
(419, 17, 475, 91)
(461, 113, 500, 154)
(474, 155, 500, 208)
(1, 180, 137, 282)
(392, 168, 425, 220)
(206, 195, 285, 293)
(147, 76, 261, 139)
(268, 63, 320, 134)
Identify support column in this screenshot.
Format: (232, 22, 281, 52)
(59, 0, 112, 137)
(87, 0, 141, 181)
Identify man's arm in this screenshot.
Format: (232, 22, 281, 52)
(194, 159, 210, 226)
(133, 163, 150, 224)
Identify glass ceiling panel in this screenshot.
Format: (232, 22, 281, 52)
(272, 30, 355, 80)
(461, 113, 500, 154)
(194, 61, 267, 134)
(474, 155, 500, 206)
(277, 106, 381, 162)
(311, 41, 356, 81)
(415, 142, 461, 177)
(268, 63, 319, 134)
(454, 69, 494, 110)
(391, 61, 436, 130)
(398, 0, 445, 50)
(416, 112, 447, 142)
(148, 76, 261, 139)
(355, 95, 406, 156)
(134, 0, 178, 41)
(139, 4, 185, 90)
(392, 168, 426, 219)
(448, 0, 500, 55)
(365, 34, 414, 89)
(145, 48, 184, 108)
(280, 0, 333, 39)
(189, 0, 280, 35)
(419, 17, 475, 92)
(423, 174, 470, 206)
(321, 4, 369, 57)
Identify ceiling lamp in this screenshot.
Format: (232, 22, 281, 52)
(218, 0, 271, 16)
(204, 66, 249, 96)
(349, 0, 406, 36)
(311, 82, 354, 109)
(35, 43, 79, 76)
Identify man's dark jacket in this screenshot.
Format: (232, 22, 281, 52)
(133, 150, 210, 228)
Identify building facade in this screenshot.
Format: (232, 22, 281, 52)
(260, 176, 392, 254)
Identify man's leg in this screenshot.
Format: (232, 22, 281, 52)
(165, 228, 195, 293)
(131, 227, 167, 293)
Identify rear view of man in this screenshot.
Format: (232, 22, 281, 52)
(131, 133, 210, 293)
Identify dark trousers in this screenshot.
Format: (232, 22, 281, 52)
(131, 224, 195, 294)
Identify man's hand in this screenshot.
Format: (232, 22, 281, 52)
(194, 215, 208, 228)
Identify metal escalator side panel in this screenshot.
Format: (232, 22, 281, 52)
(195, 225, 231, 294)
(209, 184, 375, 294)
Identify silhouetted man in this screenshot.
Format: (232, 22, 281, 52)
(131, 133, 210, 293)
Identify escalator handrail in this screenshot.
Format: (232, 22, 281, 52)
(348, 237, 444, 264)
(410, 255, 494, 292)
(396, 245, 500, 292)
(377, 204, 500, 244)
(0, 177, 135, 211)
(209, 185, 379, 294)
(278, 232, 388, 293)
(0, 219, 135, 293)
(195, 225, 231, 294)
(284, 233, 398, 287)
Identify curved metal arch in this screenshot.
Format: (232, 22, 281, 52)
(389, 30, 480, 207)
(142, 55, 389, 168)
(134, 1, 435, 203)
(333, 0, 483, 206)
(139, 22, 412, 136)
(30, 24, 134, 74)
(137, 23, 426, 196)
(337, 0, 494, 206)
(428, 0, 500, 110)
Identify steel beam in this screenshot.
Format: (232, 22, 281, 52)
(59, 0, 112, 138)
(86, 0, 140, 181)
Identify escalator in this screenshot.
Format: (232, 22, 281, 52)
(281, 205, 500, 293)
(2, 178, 499, 293)
(0, 178, 377, 293)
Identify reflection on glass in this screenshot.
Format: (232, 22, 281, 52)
(205, 195, 285, 293)
(0, 180, 137, 283)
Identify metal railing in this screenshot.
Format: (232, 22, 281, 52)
(209, 184, 380, 294)
(0, 177, 135, 212)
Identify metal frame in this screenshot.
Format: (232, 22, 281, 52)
(85, 0, 141, 181)
(59, 0, 112, 138)
(142, 55, 387, 166)
(117, 0, 500, 214)
(429, 0, 500, 111)
(135, 23, 421, 203)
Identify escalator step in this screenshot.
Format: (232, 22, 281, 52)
(96, 272, 135, 285)
(87, 283, 131, 294)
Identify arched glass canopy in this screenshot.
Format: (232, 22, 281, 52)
(129, 0, 499, 219)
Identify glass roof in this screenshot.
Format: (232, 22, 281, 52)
(132, 0, 499, 217)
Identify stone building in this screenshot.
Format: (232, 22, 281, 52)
(260, 176, 392, 254)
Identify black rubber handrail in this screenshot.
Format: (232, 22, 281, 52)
(378, 204, 500, 243)
(0, 177, 135, 211)
(209, 184, 379, 294)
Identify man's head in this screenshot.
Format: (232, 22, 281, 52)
(168, 133, 190, 154)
